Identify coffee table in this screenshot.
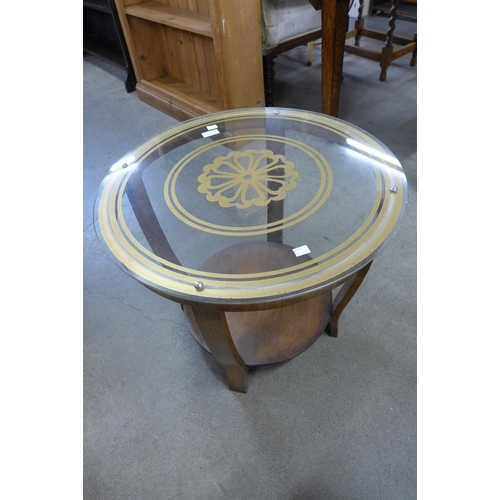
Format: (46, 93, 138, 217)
(94, 108, 407, 393)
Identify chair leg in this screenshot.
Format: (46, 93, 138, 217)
(354, 0, 365, 46)
(307, 42, 314, 66)
(410, 32, 417, 66)
(263, 55, 276, 107)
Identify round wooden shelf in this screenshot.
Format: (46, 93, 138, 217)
(183, 241, 333, 366)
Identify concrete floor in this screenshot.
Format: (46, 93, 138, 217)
(84, 14, 417, 500)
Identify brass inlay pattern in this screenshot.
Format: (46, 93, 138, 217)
(164, 134, 332, 236)
(197, 149, 298, 209)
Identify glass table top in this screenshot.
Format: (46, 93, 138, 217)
(94, 108, 407, 307)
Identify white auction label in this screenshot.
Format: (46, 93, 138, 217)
(202, 129, 220, 138)
(293, 245, 311, 257)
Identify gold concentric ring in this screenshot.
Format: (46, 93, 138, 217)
(163, 135, 333, 236)
(95, 108, 407, 304)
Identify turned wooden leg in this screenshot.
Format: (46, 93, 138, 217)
(379, 45, 394, 81)
(379, 0, 399, 81)
(354, 0, 365, 46)
(326, 261, 373, 337)
(410, 32, 417, 66)
(191, 308, 248, 393)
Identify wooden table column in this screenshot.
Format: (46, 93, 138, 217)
(320, 0, 351, 117)
(308, 0, 351, 116)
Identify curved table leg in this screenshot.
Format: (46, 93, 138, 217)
(327, 261, 373, 337)
(191, 308, 248, 393)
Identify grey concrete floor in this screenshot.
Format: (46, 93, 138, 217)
(84, 14, 417, 500)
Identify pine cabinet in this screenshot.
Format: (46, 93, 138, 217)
(114, 0, 265, 121)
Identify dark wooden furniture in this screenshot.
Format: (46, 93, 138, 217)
(345, 0, 417, 81)
(263, 30, 322, 107)
(319, 0, 351, 116)
(261, 0, 322, 106)
(313, 0, 416, 114)
(83, 0, 137, 92)
(94, 108, 408, 393)
(304, 0, 352, 116)
(262, 0, 349, 113)
(261, 0, 353, 115)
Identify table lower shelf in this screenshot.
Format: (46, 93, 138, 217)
(183, 241, 333, 366)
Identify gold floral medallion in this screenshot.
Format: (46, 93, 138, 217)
(197, 149, 298, 209)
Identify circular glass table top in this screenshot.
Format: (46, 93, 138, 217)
(94, 108, 407, 307)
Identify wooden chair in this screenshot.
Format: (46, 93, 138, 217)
(261, 0, 322, 106)
(261, 0, 416, 109)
